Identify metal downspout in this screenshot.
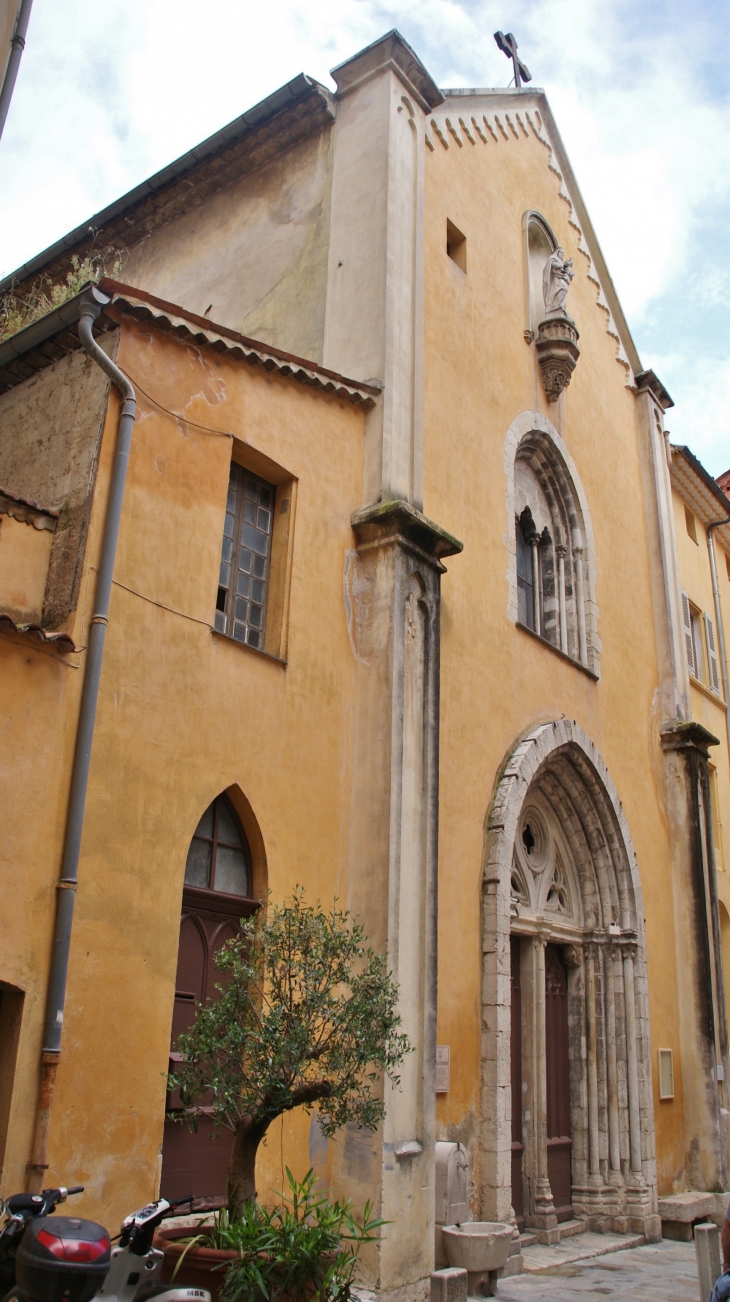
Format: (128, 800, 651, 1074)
(707, 518, 730, 753)
(28, 286, 136, 1191)
(0, 0, 33, 141)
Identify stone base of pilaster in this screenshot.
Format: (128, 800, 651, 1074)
(572, 1183, 621, 1233)
(380, 1278, 430, 1302)
(528, 1211, 559, 1245)
(626, 1183, 661, 1240)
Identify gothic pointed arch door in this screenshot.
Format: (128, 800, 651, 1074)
(161, 794, 259, 1205)
(545, 944, 573, 1221)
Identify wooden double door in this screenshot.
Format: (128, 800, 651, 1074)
(511, 939, 573, 1225)
(160, 890, 241, 1205)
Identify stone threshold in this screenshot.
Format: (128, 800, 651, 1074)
(520, 1229, 645, 1273)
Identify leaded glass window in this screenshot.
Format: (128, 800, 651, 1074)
(516, 514, 535, 630)
(214, 464, 274, 649)
(184, 794, 251, 898)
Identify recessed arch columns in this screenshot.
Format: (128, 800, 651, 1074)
(480, 720, 661, 1241)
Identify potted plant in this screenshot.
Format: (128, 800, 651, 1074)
(166, 1168, 384, 1302)
(156, 890, 410, 1296)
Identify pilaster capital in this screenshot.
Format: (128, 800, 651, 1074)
(330, 30, 445, 113)
(635, 368, 674, 412)
(351, 499, 463, 568)
(660, 718, 720, 757)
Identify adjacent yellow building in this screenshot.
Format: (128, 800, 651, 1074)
(2, 29, 729, 1296)
(669, 446, 730, 1015)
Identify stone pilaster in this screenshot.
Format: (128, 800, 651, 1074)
(324, 32, 443, 512)
(335, 500, 461, 1297)
(661, 720, 729, 1193)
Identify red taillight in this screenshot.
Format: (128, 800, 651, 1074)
(37, 1230, 110, 1262)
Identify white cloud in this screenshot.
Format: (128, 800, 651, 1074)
(2, 0, 729, 469)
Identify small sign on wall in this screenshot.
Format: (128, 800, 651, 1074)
(658, 1048, 674, 1100)
(436, 1045, 450, 1093)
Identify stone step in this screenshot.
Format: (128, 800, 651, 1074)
(521, 1229, 645, 1273)
(558, 1217, 588, 1240)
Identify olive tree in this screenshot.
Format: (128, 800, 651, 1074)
(169, 890, 411, 1216)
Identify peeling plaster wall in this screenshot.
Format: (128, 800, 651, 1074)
(122, 128, 334, 364)
(0, 338, 115, 628)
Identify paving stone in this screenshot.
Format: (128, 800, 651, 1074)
(495, 1239, 698, 1301)
(520, 1232, 644, 1272)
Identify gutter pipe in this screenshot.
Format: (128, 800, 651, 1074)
(0, 0, 33, 142)
(707, 516, 730, 753)
(28, 286, 136, 1191)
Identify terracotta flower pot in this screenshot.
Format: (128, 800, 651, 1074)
(153, 1225, 239, 1301)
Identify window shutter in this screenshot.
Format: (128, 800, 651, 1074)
(704, 613, 721, 695)
(682, 592, 696, 676)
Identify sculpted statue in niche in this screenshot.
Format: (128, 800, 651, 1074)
(543, 247, 574, 318)
(534, 241, 580, 402)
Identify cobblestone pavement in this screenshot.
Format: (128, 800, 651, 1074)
(496, 1239, 700, 1301)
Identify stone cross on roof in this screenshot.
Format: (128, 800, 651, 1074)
(494, 31, 532, 88)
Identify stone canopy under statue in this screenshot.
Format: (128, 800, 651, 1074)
(536, 247, 581, 403)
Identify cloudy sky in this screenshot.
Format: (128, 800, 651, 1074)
(2, 0, 729, 473)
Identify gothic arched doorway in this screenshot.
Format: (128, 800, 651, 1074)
(161, 790, 262, 1206)
(482, 721, 660, 1242)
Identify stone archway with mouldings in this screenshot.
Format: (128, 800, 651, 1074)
(479, 720, 661, 1243)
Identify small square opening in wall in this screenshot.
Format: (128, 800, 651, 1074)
(446, 220, 467, 272)
(685, 506, 698, 544)
(658, 1048, 674, 1100)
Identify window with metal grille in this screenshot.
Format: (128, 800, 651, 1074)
(215, 464, 275, 649)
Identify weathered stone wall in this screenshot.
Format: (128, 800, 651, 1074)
(121, 128, 334, 364)
(0, 336, 116, 627)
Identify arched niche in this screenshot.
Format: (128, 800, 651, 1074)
(505, 410, 601, 675)
(523, 210, 558, 337)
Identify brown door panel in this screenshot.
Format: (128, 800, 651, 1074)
(545, 945, 573, 1221)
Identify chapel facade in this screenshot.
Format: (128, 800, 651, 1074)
(1, 29, 728, 1297)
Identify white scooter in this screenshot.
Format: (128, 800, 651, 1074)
(0, 1185, 211, 1302)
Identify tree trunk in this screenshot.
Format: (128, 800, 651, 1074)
(227, 1118, 269, 1216)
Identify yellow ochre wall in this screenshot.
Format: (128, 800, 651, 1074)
(422, 111, 686, 1193)
(671, 486, 730, 1001)
(0, 313, 366, 1229)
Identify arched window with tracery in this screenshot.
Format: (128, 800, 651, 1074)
(506, 411, 600, 675)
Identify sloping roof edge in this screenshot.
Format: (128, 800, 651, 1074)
(100, 280, 380, 407)
(670, 444, 730, 554)
(672, 445, 730, 516)
(534, 95, 643, 378)
(438, 87, 646, 379)
(0, 73, 334, 298)
(0, 279, 381, 409)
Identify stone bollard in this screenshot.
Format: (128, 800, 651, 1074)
(695, 1223, 721, 1302)
(431, 1267, 468, 1302)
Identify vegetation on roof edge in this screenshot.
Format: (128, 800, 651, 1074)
(0, 245, 127, 344)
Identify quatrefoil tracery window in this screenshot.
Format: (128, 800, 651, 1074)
(510, 801, 576, 923)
